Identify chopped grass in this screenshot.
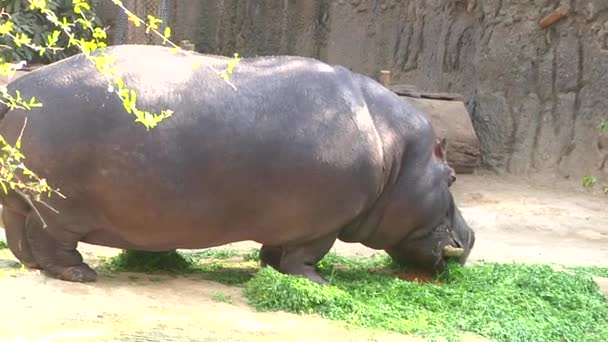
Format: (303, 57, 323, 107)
(97, 250, 192, 274)
(569, 266, 608, 278)
(97, 249, 608, 342)
(97, 249, 256, 284)
(212, 291, 234, 304)
(0, 240, 7, 249)
(186, 248, 240, 261)
(246, 255, 608, 342)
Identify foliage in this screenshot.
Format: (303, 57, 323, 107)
(97, 249, 192, 274)
(570, 266, 608, 278)
(97, 248, 256, 285)
(582, 175, 597, 188)
(0, 239, 7, 249)
(97, 249, 608, 342)
(186, 248, 240, 262)
(582, 121, 608, 193)
(599, 120, 608, 135)
(212, 291, 233, 304)
(0, 262, 28, 278)
(0, 0, 102, 64)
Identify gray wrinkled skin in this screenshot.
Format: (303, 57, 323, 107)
(0, 45, 475, 283)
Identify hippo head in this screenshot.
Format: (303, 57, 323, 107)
(384, 138, 475, 275)
(384, 193, 475, 275)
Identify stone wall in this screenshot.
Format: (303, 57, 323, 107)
(106, 0, 608, 181)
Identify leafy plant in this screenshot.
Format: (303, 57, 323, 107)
(98, 250, 192, 274)
(0, 0, 102, 64)
(599, 120, 608, 135)
(186, 248, 240, 262)
(0, 239, 7, 249)
(582, 176, 597, 188)
(97, 248, 257, 285)
(582, 120, 608, 193)
(570, 266, 608, 278)
(212, 291, 233, 304)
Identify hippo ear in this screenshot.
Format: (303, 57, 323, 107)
(434, 138, 448, 161)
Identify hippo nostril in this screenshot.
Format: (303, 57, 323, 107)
(453, 236, 463, 248)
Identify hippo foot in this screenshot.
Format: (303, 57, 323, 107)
(277, 234, 337, 285)
(24, 212, 97, 283)
(290, 267, 328, 285)
(50, 263, 98, 283)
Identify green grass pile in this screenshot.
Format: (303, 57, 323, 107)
(98, 249, 608, 342)
(245, 254, 608, 342)
(98, 250, 192, 273)
(97, 248, 255, 284)
(0, 240, 7, 249)
(569, 266, 608, 278)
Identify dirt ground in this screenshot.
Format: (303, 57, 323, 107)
(0, 172, 607, 341)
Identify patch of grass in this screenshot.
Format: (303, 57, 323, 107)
(570, 266, 608, 278)
(245, 256, 608, 342)
(242, 248, 260, 262)
(97, 249, 257, 285)
(0, 240, 7, 249)
(186, 248, 240, 262)
(98, 250, 193, 274)
(212, 291, 233, 304)
(194, 260, 256, 285)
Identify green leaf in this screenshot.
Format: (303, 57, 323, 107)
(582, 176, 597, 188)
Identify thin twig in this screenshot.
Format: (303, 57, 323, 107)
(14, 189, 49, 229)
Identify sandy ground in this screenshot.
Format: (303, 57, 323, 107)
(0, 172, 607, 341)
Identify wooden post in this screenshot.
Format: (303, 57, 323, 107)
(179, 40, 196, 51)
(379, 70, 391, 87)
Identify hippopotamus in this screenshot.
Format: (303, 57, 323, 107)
(0, 44, 475, 284)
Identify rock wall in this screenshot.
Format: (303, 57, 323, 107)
(130, 0, 607, 180)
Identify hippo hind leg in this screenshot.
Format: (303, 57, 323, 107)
(2, 208, 41, 269)
(259, 245, 282, 269)
(276, 234, 337, 285)
(24, 212, 97, 282)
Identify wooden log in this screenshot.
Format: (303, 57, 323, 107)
(419, 92, 464, 102)
(389, 83, 463, 101)
(540, 5, 567, 29)
(403, 96, 481, 174)
(379, 70, 391, 87)
(179, 40, 196, 51)
(389, 83, 420, 95)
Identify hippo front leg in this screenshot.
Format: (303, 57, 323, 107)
(277, 234, 337, 285)
(24, 213, 97, 282)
